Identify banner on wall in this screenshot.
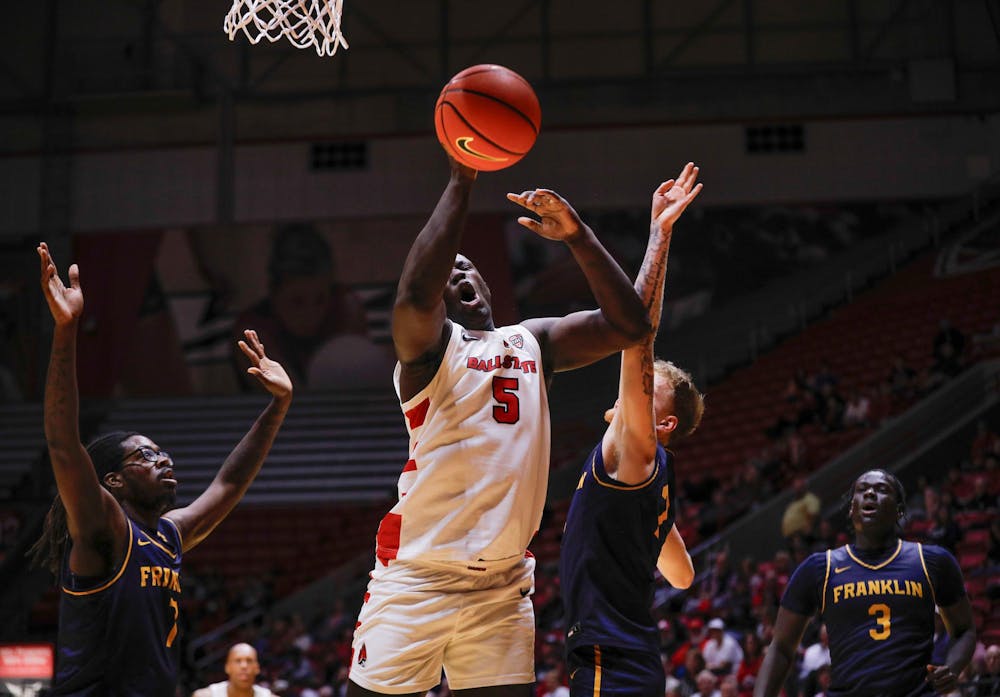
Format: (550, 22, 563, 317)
(0, 643, 52, 697)
(69, 212, 517, 397)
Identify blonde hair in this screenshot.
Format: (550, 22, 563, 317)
(653, 359, 705, 440)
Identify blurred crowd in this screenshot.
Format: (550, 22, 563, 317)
(176, 411, 998, 697)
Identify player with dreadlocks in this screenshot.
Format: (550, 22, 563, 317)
(30, 242, 293, 696)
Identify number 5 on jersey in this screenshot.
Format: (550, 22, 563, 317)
(492, 376, 520, 424)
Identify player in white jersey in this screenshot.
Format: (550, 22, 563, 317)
(347, 156, 654, 697)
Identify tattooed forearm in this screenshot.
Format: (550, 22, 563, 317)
(640, 344, 655, 397)
(635, 223, 672, 332)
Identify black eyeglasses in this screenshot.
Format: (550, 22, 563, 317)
(119, 445, 170, 468)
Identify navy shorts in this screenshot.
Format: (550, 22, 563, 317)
(567, 644, 664, 697)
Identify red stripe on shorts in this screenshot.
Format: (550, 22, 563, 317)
(376, 512, 402, 566)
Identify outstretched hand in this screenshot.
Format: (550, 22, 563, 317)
(506, 188, 584, 243)
(237, 330, 292, 401)
(37, 242, 83, 326)
(651, 162, 703, 236)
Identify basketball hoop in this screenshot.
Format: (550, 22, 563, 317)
(224, 0, 349, 57)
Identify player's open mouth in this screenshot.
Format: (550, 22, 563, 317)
(459, 282, 481, 307)
(160, 469, 177, 486)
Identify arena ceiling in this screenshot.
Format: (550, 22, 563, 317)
(2, 0, 999, 150)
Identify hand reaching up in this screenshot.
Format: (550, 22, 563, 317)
(237, 329, 293, 401)
(37, 242, 83, 327)
(651, 162, 703, 236)
(506, 188, 585, 243)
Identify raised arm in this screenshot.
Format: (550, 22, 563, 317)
(165, 330, 291, 552)
(37, 242, 128, 576)
(392, 159, 477, 368)
(603, 165, 702, 484)
(753, 606, 810, 697)
(513, 190, 650, 374)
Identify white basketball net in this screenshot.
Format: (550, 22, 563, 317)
(224, 0, 349, 57)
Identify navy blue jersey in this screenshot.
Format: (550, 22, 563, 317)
(782, 540, 966, 697)
(560, 441, 675, 655)
(51, 516, 183, 696)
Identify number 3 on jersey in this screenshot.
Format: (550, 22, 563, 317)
(492, 376, 520, 424)
(868, 603, 891, 640)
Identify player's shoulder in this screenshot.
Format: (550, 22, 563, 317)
(914, 541, 961, 567)
(793, 550, 831, 577)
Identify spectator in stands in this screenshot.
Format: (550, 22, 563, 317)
(699, 488, 733, 539)
(809, 519, 837, 554)
(933, 319, 966, 368)
(231, 223, 370, 391)
(191, 643, 275, 697)
(677, 646, 707, 693)
(904, 475, 930, 520)
(973, 645, 1000, 697)
(959, 475, 997, 512)
(812, 665, 832, 697)
(736, 632, 764, 695)
(730, 462, 774, 514)
(810, 362, 839, 395)
(780, 477, 821, 540)
(693, 669, 721, 697)
(815, 383, 845, 433)
(707, 550, 734, 602)
(886, 353, 917, 400)
(703, 619, 744, 676)
(538, 668, 569, 697)
(798, 624, 831, 686)
(719, 674, 739, 697)
(926, 503, 961, 553)
(842, 389, 871, 429)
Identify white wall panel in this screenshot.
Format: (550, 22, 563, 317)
(2, 114, 993, 236)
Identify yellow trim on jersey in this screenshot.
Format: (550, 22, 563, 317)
(591, 454, 660, 491)
(820, 550, 831, 615)
(162, 516, 183, 550)
(62, 520, 134, 596)
(845, 539, 902, 570)
(917, 543, 938, 607)
(593, 645, 602, 697)
(137, 530, 177, 560)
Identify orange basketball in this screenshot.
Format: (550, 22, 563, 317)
(434, 64, 541, 172)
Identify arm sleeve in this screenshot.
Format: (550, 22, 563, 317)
(780, 552, 825, 617)
(922, 544, 967, 608)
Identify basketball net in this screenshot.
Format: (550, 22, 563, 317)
(224, 0, 349, 57)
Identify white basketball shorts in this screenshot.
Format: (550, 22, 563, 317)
(349, 555, 536, 693)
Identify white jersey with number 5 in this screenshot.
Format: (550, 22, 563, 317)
(378, 321, 550, 566)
